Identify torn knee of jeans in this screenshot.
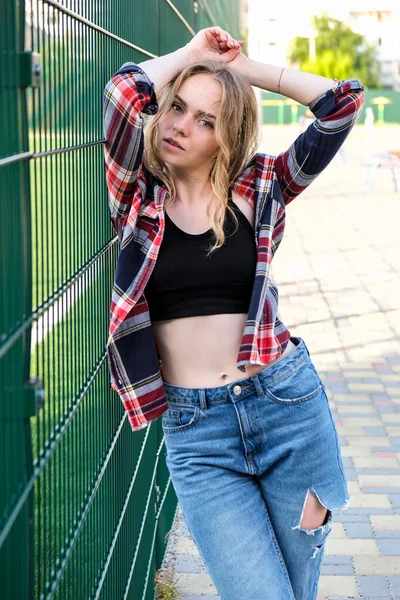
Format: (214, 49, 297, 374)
(291, 487, 351, 537)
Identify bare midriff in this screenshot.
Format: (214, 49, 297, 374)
(152, 312, 296, 388)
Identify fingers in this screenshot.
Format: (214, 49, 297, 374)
(210, 26, 242, 49)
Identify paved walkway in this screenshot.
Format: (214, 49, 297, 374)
(160, 124, 400, 600)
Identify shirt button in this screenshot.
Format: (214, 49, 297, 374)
(233, 385, 241, 396)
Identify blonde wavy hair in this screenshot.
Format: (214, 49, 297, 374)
(143, 60, 259, 253)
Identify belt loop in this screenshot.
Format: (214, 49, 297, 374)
(199, 389, 207, 410)
(252, 375, 265, 398)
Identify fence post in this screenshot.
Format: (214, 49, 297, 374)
(0, 0, 35, 598)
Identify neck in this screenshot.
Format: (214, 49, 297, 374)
(173, 179, 214, 208)
(166, 161, 215, 207)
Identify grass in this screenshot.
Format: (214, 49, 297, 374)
(155, 561, 180, 600)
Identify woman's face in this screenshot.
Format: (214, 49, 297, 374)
(157, 74, 221, 173)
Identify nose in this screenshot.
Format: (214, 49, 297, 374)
(173, 115, 190, 136)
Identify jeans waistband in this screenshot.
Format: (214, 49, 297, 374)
(163, 336, 311, 407)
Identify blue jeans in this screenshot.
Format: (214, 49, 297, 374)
(162, 336, 350, 600)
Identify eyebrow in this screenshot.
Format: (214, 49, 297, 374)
(174, 94, 217, 120)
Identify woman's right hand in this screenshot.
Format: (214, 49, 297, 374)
(185, 27, 245, 65)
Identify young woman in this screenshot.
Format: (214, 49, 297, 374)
(103, 26, 364, 600)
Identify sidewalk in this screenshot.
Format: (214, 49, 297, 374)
(161, 125, 400, 600)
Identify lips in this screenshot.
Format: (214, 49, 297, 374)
(164, 138, 184, 150)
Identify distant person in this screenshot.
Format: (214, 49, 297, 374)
(298, 107, 315, 132)
(365, 106, 375, 128)
(103, 25, 364, 600)
(365, 106, 375, 157)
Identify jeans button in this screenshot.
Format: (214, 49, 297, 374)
(233, 385, 241, 396)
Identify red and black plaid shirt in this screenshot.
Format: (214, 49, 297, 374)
(103, 62, 364, 432)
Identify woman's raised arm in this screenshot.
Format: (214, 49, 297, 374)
(229, 52, 364, 205)
(138, 27, 244, 94)
(228, 54, 338, 106)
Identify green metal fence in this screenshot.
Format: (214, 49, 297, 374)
(0, 1, 240, 598)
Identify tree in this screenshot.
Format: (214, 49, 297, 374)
(288, 13, 380, 87)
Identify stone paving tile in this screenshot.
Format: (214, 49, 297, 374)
(336, 514, 372, 523)
(323, 598, 362, 600)
(378, 540, 400, 556)
(326, 539, 379, 556)
(355, 598, 392, 600)
(174, 537, 201, 556)
(365, 427, 390, 436)
(341, 446, 373, 457)
(174, 555, 204, 574)
(338, 405, 377, 414)
(389, 495, 400, 508)
(359, 475, 400, 488)
(387, 428, 400, 436)
(354, 556, 400, 575)
(344, 470, 359, 481)
(174, 573, 217, 596)
(344, 508, 396, 515)
(338, 435, 350, 446)
(373, 531, 400, 539)
(357, 576, 391, 597)
(351, 494, 392, 509)
(362, 488, 400, 494)
(317, 576, 359, 597)
(345, 523, 374, 539)
(322, 556, 355, 565)
(371, 516, 400, 530)
(356, 469, 400, 476)
(353, 457, 400, 469)
(337, 427, 366, 436)
(343, 419, 386, 428)
(348, 436, 391, 446)
(389, 577, 400, 594)
(321, 565, 355, 575)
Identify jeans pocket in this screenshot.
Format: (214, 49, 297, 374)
(264, 359, 323, 405)
(162, 405, 201, 433)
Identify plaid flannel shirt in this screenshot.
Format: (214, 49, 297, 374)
(103, 62, 364, 432)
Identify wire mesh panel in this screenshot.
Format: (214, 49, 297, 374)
(1, 1, 240, 598)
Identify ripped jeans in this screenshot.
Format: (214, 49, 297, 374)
(162, 336, 351, 600)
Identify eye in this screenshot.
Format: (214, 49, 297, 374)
(200, 119, 214, 129)
(171, 103, 182, 112)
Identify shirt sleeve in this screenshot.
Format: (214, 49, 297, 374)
(103, 63, 158, 235)
(275, 78, 365, 205)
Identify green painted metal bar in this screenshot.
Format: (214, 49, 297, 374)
(1, 1, 240, 598)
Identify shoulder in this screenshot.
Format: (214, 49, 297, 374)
(231, 189, 255, 229)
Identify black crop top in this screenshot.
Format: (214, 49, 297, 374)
(145, 192, 257, 321)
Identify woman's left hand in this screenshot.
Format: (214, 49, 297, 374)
(185, 27, 245, 65)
